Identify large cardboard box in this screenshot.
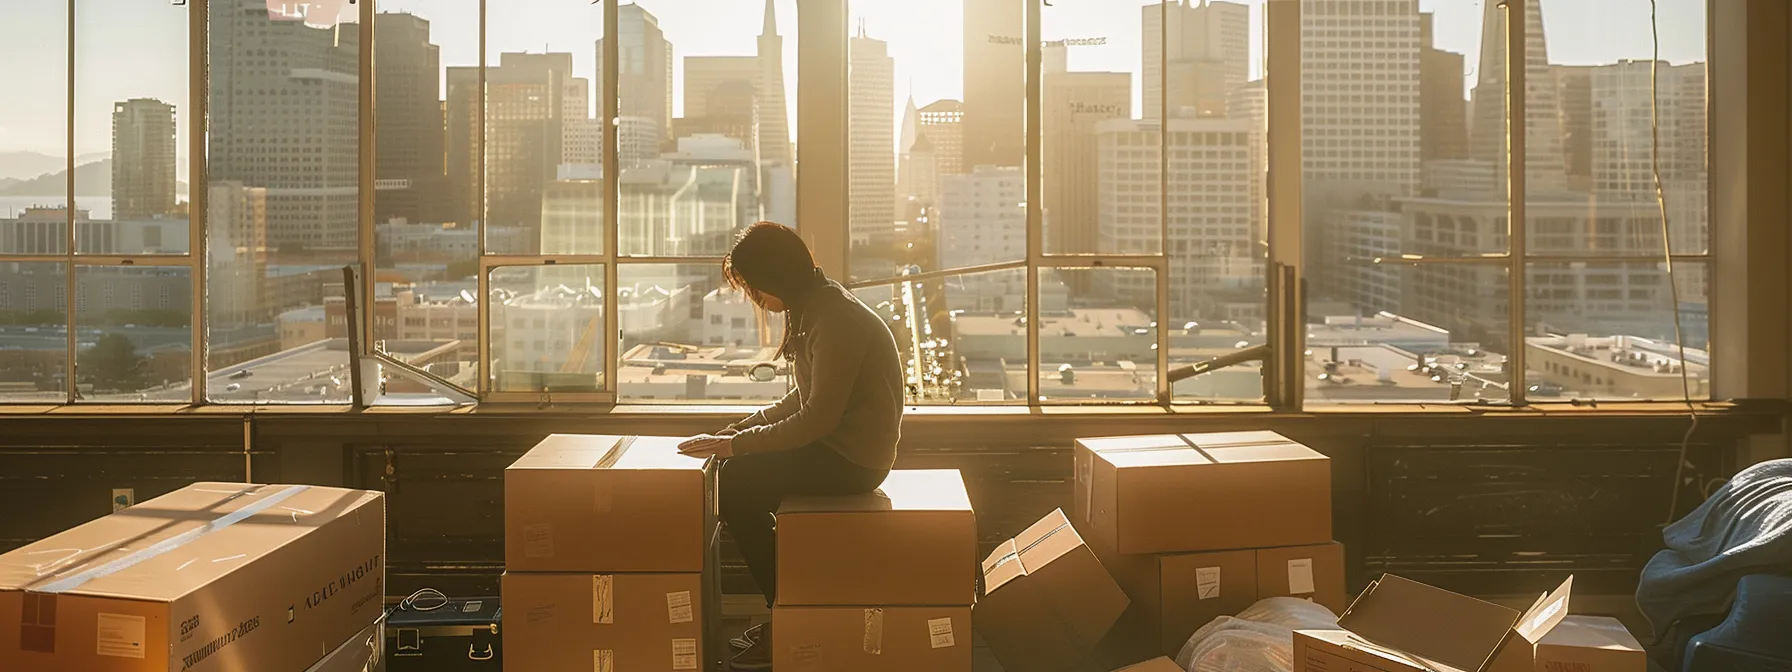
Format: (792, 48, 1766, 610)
(1074, 431, 1332, 554)
(772, 605, 971, 672)
(1292, 574, 1578, 672)
(0, 482, 386, 672)
(305, 616, 385, 672)
(502, 572, 704, 671)
(776, 469, 977, 606)
(505, 434, 709, 572)
(1097, 542, 1347, 659)
(976, 509, 1130, 672)
(1534, 615, 1645, 672)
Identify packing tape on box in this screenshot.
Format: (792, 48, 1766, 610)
(593, 575, 614, 624)
(593, 649, 614, 672)
(667, 591, 693, 624)
(672, 638, 699, 670)
(591, 436, 638, 470)
(1076, 452, 1094, 523)
(37, 484, 311, 594)
(986, 522, 1073, 576)
(862, 608, 884, 655)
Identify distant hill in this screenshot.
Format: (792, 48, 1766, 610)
(0, 159, 190, 198)
(0, 152, 67, 181)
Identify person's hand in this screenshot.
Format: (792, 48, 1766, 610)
(678, 434, 734, 459)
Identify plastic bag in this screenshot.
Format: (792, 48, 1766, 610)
(1172, 597, 1341, 672)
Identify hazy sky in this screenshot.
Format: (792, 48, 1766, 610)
(0, 0, 1707, 163)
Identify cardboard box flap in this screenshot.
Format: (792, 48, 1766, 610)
(507, 434, 627, 469)
(981, 510, 1083, 592)
(1078, 435, 1188, 453)
(1188, 434, 1328, 465)
(1181, 430, 1292, 448)
(1536, 615, 1643, 652)
(1337, 574, 1521, 672)
(1513, 576, 1574, 644)
(0, 483, 382, 602)
(981, 539, 1025, 592)
(777, 469, 971, 513)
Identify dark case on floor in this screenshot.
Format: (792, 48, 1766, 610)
(386, 596, 502, 671)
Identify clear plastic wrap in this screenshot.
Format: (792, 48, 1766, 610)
(1171, 597, 1341, 672)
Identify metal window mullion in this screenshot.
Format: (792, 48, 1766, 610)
(602, 0, 620, 398)
(1037, 256, 1166, 271)
(359, 0, 378, 355)
(1266, 0, 1303, 411)
(189, 0, 209, 405)
(483, 254, 615, 267)
(845, 260, 1029, 291)
(475, 0, 489, 399)
(617, 255, 726, 265)
(1024, 0, 1043, 405)
(69, 256, 196, 268)
(1505, 0, 1528, 406)
(65, 0, 76, 405)
(1154, 0, 1171, 405)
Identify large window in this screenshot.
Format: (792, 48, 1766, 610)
(0, 0, 1717, 408)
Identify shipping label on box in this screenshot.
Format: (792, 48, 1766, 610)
(503, 572, 704, 671)
(773, 605, 971, 672)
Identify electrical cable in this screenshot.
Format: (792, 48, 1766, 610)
(398, 587, 449, 612)
(1650, 0, 1700, 527)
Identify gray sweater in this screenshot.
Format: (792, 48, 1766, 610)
(725, 280, 904, 470)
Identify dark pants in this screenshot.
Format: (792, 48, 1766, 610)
(718, 442, 888, 608)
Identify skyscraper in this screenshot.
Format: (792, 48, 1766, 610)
(755, 0, 793, 167)
(1554, 64, 1596, 188)
(848, 30, 895, 246)
(963, 0, 1024, 169)
(207, 182, 269, 326)
(919, 100, 965, 178)
(208, 0, 360, 250)
(111, 98, 177, 220)
(462, 57, 567, 247)
(597, 5, 674, 149)
(1418, 12, 1468, 165)
(1299, 0, 1420, 200)
(1589, 60, 1706, 195)
(1143, 0, 1249, 120)
(373, 12, 445, 225)
(1043, 71, 1131, 254)
(681, 56, 760, 151)
(1467, 0, 1567, 193)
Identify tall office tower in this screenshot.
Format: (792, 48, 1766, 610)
(1227, 79, 1267, 245)
(1418, 12, 1468, 165)
(207, 182, 269, 326)
(209, 0, 360, 250)
(1554, 65, 1595, 188)
(896, 95, 924, 220)
(1589, 60, 1707, 195)
(373, 12, 445, 225)
(1097, 118, 1256, 318)
(848, 31, 895, 246)
(963, 0, 1024, 169)
(446, 58, 565, 247)
(937, 166, 1024, 270)
(1143, 0, 1249, 121)
(1467, 0, 1567, 194)
(1043, 71, 1131, 254)
(562, 76, 602, 167)
(755, 0, 793, 166)
(919, 100, 966, 178)
(110, 98, 178, 220)
(682, 56, 760, 150)
(445, 67, 481, 227)
(1300, 0, 1420, 198)
(597, 4, 674, 149)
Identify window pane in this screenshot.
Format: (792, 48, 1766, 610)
(618, 263, 787, 402)
(205, 0, 360, 402)
(482, 1, 604, 256)
(1532, 0, 1706, 255)
(849, 0, 1024, 281)
(0, 0, 70, 225)
(1307, 263, 1511, 404)
(488, 264, 605, 393)
(76, 0, 189, 255)
(0, 262, 70, 401)
(74, 265, 192, 402)
(853, 267, 1026, 404)
(1524, 260, 1707, 401)
(1036, 267, 1158, 402)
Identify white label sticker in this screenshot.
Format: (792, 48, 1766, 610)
(862, 608, 884, 655)
(592, 575, 614, 624)
(523, 524, 554, 559)
(1287, 558, 1316, 595)
(593, 649, 614, 672)
(1196, 566, 1222, 599)
(672, 638, 699, 670)
(96, 613, 146, 659)
(667, 591, 694, 624)
(927, 617, 956, 649)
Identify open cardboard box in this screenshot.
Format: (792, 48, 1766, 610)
(1294, 574, 1581, 672)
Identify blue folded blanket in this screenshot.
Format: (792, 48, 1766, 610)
(1637, 458, 1792, 642)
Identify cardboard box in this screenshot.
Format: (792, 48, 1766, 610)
(0, 482, 386, 672)
(1074, 431, 1332, 554)
(1096, 542, 1347, 660)
(776, 469, 977, 606)
(1114, 657, 1185, 672)
(305, 616, 385, 672)
(502, 571, 704, 671)
(1292, 574, 1577, 672)
(505, 434, 709, 572)
(1534, 615, 1645, 672)
(772, 605, 971, 672)
(975, 509, 1130, 672)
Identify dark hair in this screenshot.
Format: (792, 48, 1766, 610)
(723, 222, 820, 360)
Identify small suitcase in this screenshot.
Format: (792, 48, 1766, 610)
(386, 592, 501, 671)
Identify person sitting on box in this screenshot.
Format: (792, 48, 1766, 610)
(678, 221, 904, 672)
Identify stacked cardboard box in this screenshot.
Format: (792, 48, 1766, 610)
(772, 469, 978, 671)
(501, 435, 715, 671)
(1295, 574, 1646, 672)
(0, 482, 387, 672)
(1074, 431, 1345, 663)
(975, 508, 1131, 671)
